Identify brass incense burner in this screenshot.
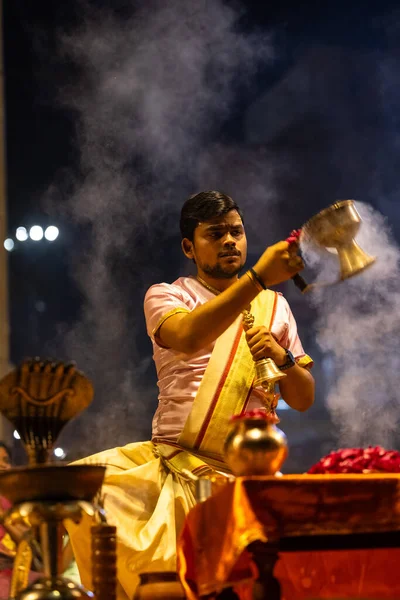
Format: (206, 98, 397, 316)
(0, 359, 116, 600)
(294, 199, 376, 293)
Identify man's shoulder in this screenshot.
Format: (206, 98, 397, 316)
(144, 277, 192, 301)
(264, 289, 285, 301)
(263, 288, 291, 312)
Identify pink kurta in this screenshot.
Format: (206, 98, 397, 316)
(144, 277, 310, 443)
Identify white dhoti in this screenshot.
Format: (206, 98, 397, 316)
(66, 441, 196, 600)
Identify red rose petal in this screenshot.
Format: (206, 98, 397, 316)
(308, 446, 400, 474)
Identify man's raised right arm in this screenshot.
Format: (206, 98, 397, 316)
(158, 241, 303, 355)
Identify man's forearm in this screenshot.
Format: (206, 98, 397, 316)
(278, 365, 315, 412)
(174, 276, 259, 353)
(159, 241, 305, 354)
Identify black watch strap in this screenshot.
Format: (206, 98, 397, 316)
(279, 349, 296, 370)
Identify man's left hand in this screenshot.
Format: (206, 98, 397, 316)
(245, 326, 287, 364)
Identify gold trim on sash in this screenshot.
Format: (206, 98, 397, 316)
(154, 442, 227, 477)
(178, 290, 277, 459)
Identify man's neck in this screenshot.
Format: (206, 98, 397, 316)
(195, 272, 238, 294)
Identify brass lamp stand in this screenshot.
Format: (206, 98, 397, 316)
(0, 359, 116, 600)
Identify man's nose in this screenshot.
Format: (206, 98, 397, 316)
(223, 232, 236, 246)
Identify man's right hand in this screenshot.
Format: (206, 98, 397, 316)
(253, 241, 304, 287)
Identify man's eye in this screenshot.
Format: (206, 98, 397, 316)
(232, 230, 243, 237)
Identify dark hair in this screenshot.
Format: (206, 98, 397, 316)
(0, 441, 11, 459)
(180, 191, 244, 241)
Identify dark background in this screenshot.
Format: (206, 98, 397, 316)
(4, 0, 400, 470)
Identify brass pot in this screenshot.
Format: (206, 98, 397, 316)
(223, 416, 288, 477)
(133, 572, 185, 600)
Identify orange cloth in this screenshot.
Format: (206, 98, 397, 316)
(277, 549, 400, 599)
(177, 474, 400, 599)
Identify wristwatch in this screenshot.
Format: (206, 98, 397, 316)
(278, 349, 296, 371)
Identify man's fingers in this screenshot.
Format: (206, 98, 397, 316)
(288, 256, 304, 270)
(275, 240, 290, 252)
(253, 350, 269, 362)
(245, 325, 264, 339)
(288, 242, 300, 257)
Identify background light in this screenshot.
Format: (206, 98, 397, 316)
(54, 447, 66, 459)
(13, 430, 20, 440)
(4, 238, 14, 251)
(277, 399, 290, 411)
(29, 226, 44, 241)
(16, 226, 28, 241)
(44, 225, 59, 241)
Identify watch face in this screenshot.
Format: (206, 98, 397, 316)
(281, 349, 295, 370)
(287, 350, 295, 363)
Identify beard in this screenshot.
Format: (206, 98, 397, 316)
(200, 258, 244, 279)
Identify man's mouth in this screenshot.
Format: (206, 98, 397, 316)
(219, 252, 240, 258)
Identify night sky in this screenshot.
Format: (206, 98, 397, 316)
(4, 0, 400, 469)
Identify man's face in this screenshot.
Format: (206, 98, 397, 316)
(184, 210, 247, 279)
(0, 447, 11, 471)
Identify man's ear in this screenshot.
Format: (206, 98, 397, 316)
(181, 238, 194, 259)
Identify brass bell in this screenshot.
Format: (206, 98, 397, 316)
(254, 357, 286, 388)
(242, 310, 287, 391)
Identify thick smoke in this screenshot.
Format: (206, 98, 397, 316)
(39, 1, 400, 463)
(49, 0, 273, 456)
(303, 202, 400, 448)
(241, 14, 400, 457)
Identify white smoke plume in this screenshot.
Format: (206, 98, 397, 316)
(46, 0, 273, 455)
(22, 2, 400, 466)
(302, 202, 400, 448)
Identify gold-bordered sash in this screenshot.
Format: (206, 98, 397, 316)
(154, 442, 225, 476)
(178, 290, 277, 461)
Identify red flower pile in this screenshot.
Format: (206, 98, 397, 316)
(230, 409, 276, 423)
(286, 229, 302, 245)
(308, 446, 400, 474)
